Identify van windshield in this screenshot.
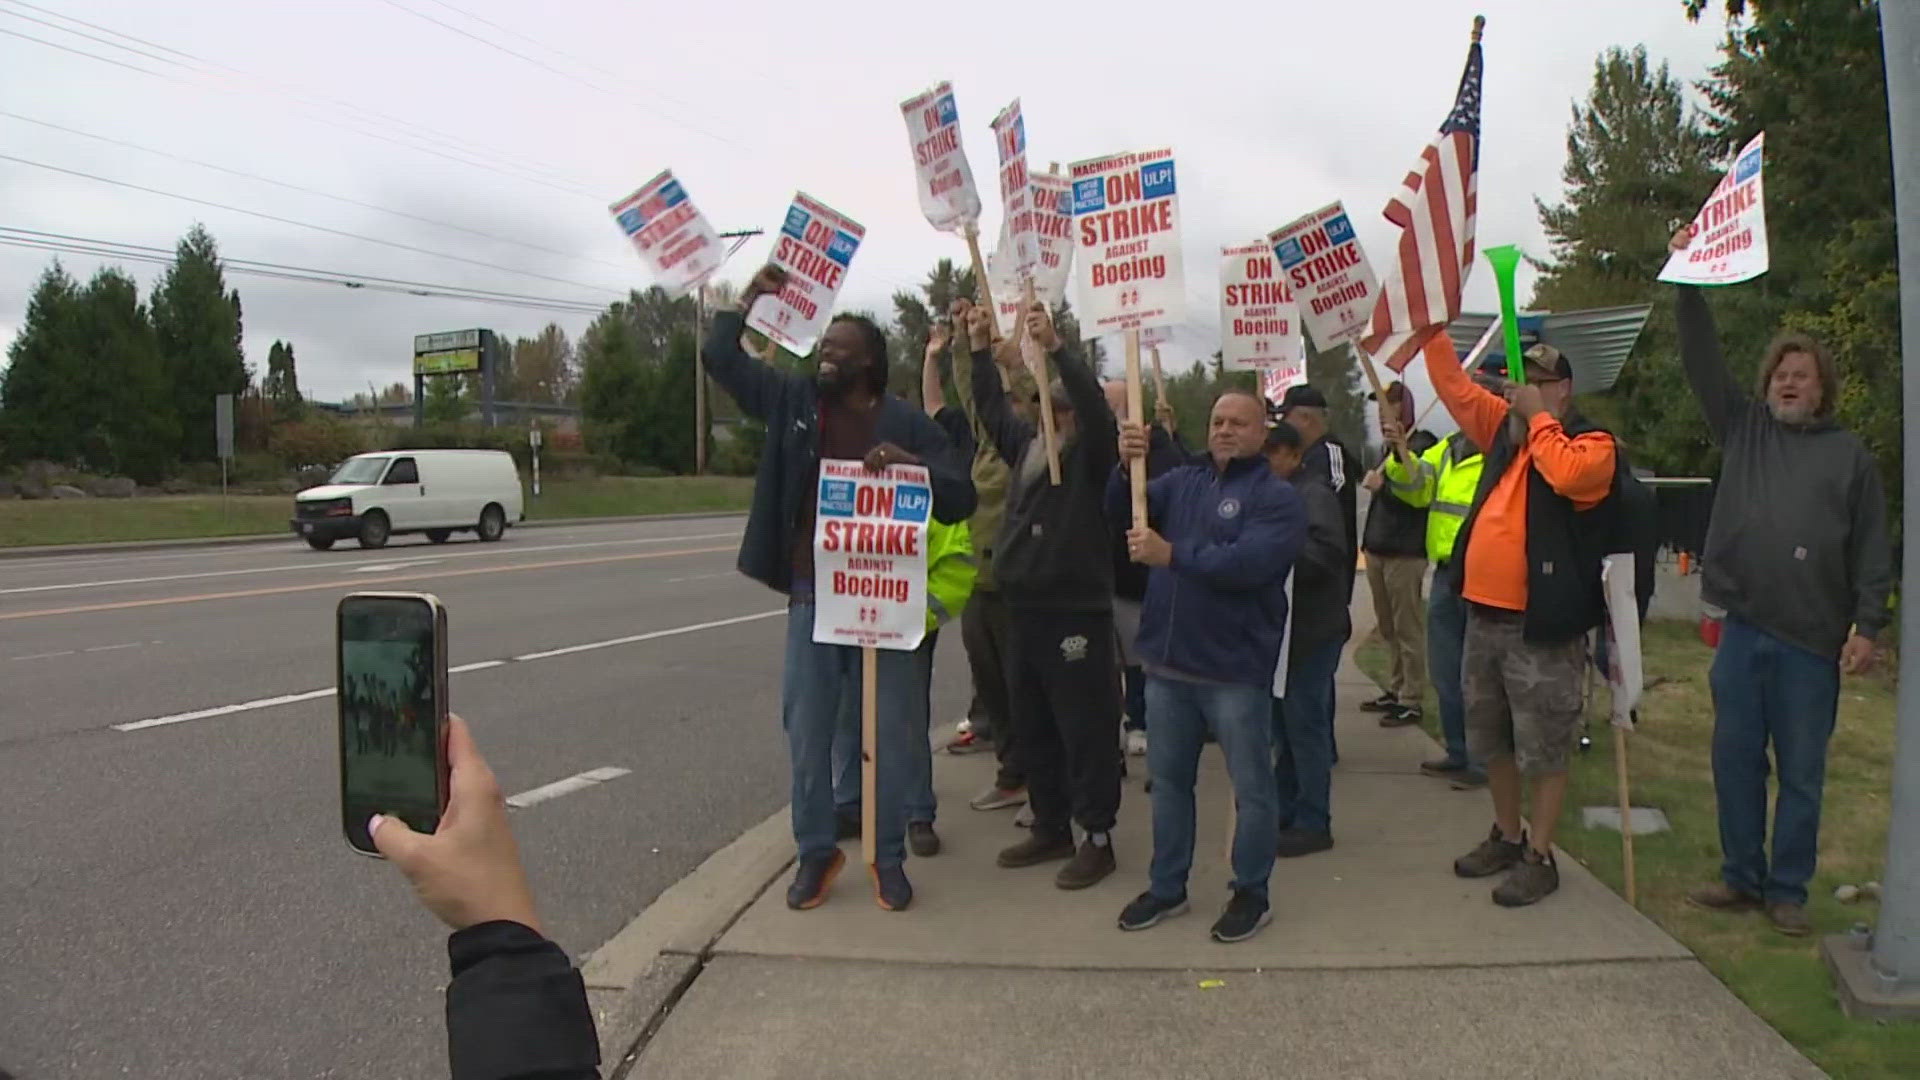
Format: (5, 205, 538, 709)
(330, 457, 390, 485)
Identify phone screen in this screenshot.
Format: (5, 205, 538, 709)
(338, 594, 446, 855)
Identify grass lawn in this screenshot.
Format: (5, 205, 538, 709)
(0, 476, 752, 548)
(1356, 620, 1920, 1079)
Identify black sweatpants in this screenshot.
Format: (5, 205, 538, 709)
(1005, 607, 1123, 838)
(962, 588, 1024, 791)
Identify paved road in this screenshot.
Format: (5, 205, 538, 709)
(0, 517, 901, 1078)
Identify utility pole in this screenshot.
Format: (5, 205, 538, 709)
(1825, 0, 1920, 1020)
(695, 229, 765, 475)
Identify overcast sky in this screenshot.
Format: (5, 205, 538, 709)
(0, 0, 1730, 409)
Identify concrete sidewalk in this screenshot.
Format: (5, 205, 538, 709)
(621, 591, 1821, 1079)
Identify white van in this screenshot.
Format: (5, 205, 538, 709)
(291, 449, 525, 550)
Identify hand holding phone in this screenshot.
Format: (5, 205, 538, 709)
(339, 592, 449, 855)
(371, 716, 543, 934)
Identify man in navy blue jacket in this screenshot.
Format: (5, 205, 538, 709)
(703, 264, 975, 914)
(1107, 390, 1304, 943)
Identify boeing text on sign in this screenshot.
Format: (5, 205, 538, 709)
(901, 82, 982, 234)
(1070, 148, 1186, 336)
(1269, 201, 1378, 351)
(812, 461, 931, 651)
(748, 192, 866, 354)
(1219, 241, 1304, 375)
(608, 170, 724, 296)
(1659, 132, 1768, 286)
(991, 99, 1036, 271)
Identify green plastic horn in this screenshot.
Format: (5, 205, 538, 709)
(1483, 244, 1525, 385)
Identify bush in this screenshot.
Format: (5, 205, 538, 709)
(270, 418, 371, 471)
(386, 423, 532, 470)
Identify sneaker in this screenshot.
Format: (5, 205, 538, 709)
(1013, 805, 1034, 828)
(1209, 889, 1273, 943)
(1125, 729, 1148, 756)
(997, 830, 1075, 868)
(872, 863, 913, 912)
(1117, 890, 1189, 931)
(1454, 824, 1526, 879)
(1420, 756, 1469, 777)
(835, 811, 860, 841)
(1379, 703, 1423, 728)
(1359, 692, 1399, 713)
(1275, 828, 1334, 858)
(1449, 770, 1489, 791)
(1055, 836, 1117, 890)
(945, 730, 990, 754)
(1686, 881, 1763, 913)
(1492, 847, 1560, 907)
(1767, 901, 1812, 937)
(785, 849, 846, 910)
(908, 821, 941, 858)
(969, 785, 1027, 811)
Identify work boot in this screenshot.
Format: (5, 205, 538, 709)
(1359, 692, 1399, 713)
(997, 829, 1075, 868)
(1767, 902, 1812, 937)
(1686, 881, 1763, 913)
(1274, 828, 1334, 858)
(1055, 835, 1117, 890)
(1379, 703, 1424, 728)
(1492, 847, 1560, 907)
(908, 821, 941, 858)
(785, 849, 846, 910)
(1454, 824, 1525, 879)
(1420, 756, 1468, 777)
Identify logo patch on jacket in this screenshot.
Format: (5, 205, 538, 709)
(1218, 498, 1241, 519)
(1060, 634, 1089, 662)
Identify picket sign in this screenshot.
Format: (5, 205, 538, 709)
(983, 99, 1058, 483)
(1030, 169, 1076, 306)
(1220, 242, 1304, 378)
(748, 192, 864, 354)
(608, 170, 724, 296)
(1269, 202, 1378, 350)
(1659, 131, 1768, 286)
(900, 82, 982, 233)
(1071, 148, 1186, 336)
(991, 99, 1036, 272)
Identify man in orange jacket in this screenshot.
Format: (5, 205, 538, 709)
(1419, 332, 1620, 907)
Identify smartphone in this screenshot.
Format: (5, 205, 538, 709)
(337, 592, 450, 856)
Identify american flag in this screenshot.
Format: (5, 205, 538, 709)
(1362, 31, 1483, 372)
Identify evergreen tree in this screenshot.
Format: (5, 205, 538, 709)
(0, 263, 85, 465)
(152, 225, 249, 463)
(264, 339, 305, 419)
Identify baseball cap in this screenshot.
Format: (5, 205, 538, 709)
(1276, 384, 1328, 413)
(1523, 343, 1573, 381)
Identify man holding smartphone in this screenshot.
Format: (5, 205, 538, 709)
(703, 264, 975, 913)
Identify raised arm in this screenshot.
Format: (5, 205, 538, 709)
(1382, 436, 1439, 508)
(900, 409, 977, 524)
(1420, 331, 1508, 451)
(960, 301, 1036, 468)
(1523, 415, 1617, 505)
(921, 321, 949, 417)
(1028, 302, 1116, 479)
(701, 265, 806, 421)
(1669, 227, 1746, 443)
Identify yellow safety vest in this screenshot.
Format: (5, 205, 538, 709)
(925, 519, 977, 633)
(1382, 433, 1484, 565)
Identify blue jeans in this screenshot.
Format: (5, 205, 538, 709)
(782, 602, 924, 867)
(1709, 616, 1841, 906)
(834, 631, 938, 825)
(1427, 565, 1478, 769)
(1144, 676, 1279, 901)
(1274, 639, 1343, 834)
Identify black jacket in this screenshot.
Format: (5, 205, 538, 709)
(970, 342, 1116, 609)
(1288, 470, 1353, 655)
(1111, 424, 1189, 602)
(701, 310, 976, 595)
(1676, 285, 1892, 658)
(1446, 411, 1622, 644)
(446, 921, 600, 1080)
(1362, 432, 1436, 559)
(1302, 436, 1360, 598)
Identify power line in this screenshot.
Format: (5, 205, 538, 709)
(0, 230, 612, 315)
(0, 153, 629, 296)
(0, 110, 632, 272)
(0, 0, 605, 200)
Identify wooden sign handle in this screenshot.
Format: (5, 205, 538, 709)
(963, 223, 997, 338)
(1021, 276, 1062, 486)
(1125, 330, 1147, 528)
(861, 644, 878, 871)
(1149, 345, 1168, 406)
(1348, 342, 1412, 465)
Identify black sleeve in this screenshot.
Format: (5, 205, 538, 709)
(1298, 482, 1347, 584)
(701, 310, 802, 423)
(933, 405, 974, 458)
(446, 921, 601, 1080)
(1053, 344, 1116, 479)
(1146, 426, 1185, 479)
(903, 407, 977, 524)
(1850, 448, 1894, 640)
(1674, 284, 1744, 444)
(966, 346, 1035, 468)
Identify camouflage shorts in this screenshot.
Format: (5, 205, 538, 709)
(1462, 607, 1586, 776)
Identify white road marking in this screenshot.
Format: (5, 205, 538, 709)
(111, 609, 784, 732)
(506, 766, 632, 809)
(0, 533, 739, 596)
(12, 650, 76, 661)
(665, 572, 731, 583)
(82, 642, 144, 653)
(351, 560, 439, 573)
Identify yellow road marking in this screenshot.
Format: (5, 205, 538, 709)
(0, 545, 735, 621)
